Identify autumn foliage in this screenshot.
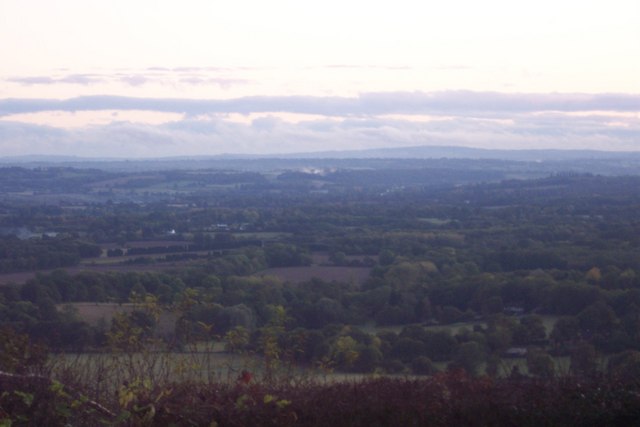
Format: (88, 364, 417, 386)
(2, 369, 640, 426)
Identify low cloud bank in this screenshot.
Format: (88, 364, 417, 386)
(2, 91, 640, 118)
(1, 108, 638, 158)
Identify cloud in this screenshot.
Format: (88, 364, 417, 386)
(1, 90, 639, 157)
(8, 74, 105, 86)
(7, 76, 59, 85)
(1, 107, 639, 158)
(317, 64, 466, 71)
(117, 74, 151, 86)
(1, 91, 639, 118)
(6, 68, 251, 89)
(320, 64, 412, 70)
(177, 77, 249, 88)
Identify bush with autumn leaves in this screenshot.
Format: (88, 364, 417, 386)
(2, 327, 640, 427)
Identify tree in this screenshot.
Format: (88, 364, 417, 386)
(526, 348, 555, 378)
(550, 316, 580, 350)
(411, 356, 436, 375)
(485, 316, 517, 353)
(570, 341, 598, 377)
(265, 244, 311, 267)
(544, 284, 600, 315)
(513, 315, 547, 346)
(224, 326, 250, 353)
(330, 335, 360, 369)
(585, 267, 602, 284)
(452, 341, 486, 376)
(314, 297, 344, 325)
(423, 330, 458, 361)
(608, 350, 640, 381)
(0, 327, 48, 374)
(390, 338, 426, 363)
(577, 301, 617, 336)
(219, 304, 255, 333)
(378, 249, 395, 266)
(329, 251, 347, 266)
(353, 345, 383, 373)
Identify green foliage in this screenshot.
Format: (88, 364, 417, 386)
(608, 350, 640, 382)
(224, 326, 250, 353)
(570, 341, 599, 377)
(0, 327, 48, 374)
(513, 315, 547, 346)
(411, 356, 436, 375)
(264, 243, 311, 268)
(3, 171, 640, 377)
(4, 169, 640, 422)
(526, 348, 556, 378)
(452, 341, 486, 376)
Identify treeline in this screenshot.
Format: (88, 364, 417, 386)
(3, 252, 640, 374)
(0, 235, 100, 273)
(0, 166, 110, 193)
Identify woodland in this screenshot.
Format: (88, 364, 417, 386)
(1, 155, 640, 425)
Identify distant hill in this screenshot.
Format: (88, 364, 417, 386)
(2, 146, 640, 174)
(262, 146, 640, 161)
(3, 145, 640, 164)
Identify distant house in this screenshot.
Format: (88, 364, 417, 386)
(504, 306, 525, 316)
(504, 347, 528, 358)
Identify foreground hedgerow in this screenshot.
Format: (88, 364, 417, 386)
(2, 370, 640, 426)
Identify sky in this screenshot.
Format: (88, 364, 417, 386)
(1, 0, 639, 157)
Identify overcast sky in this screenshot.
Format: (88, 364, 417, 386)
(1, 0, 639, 157)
